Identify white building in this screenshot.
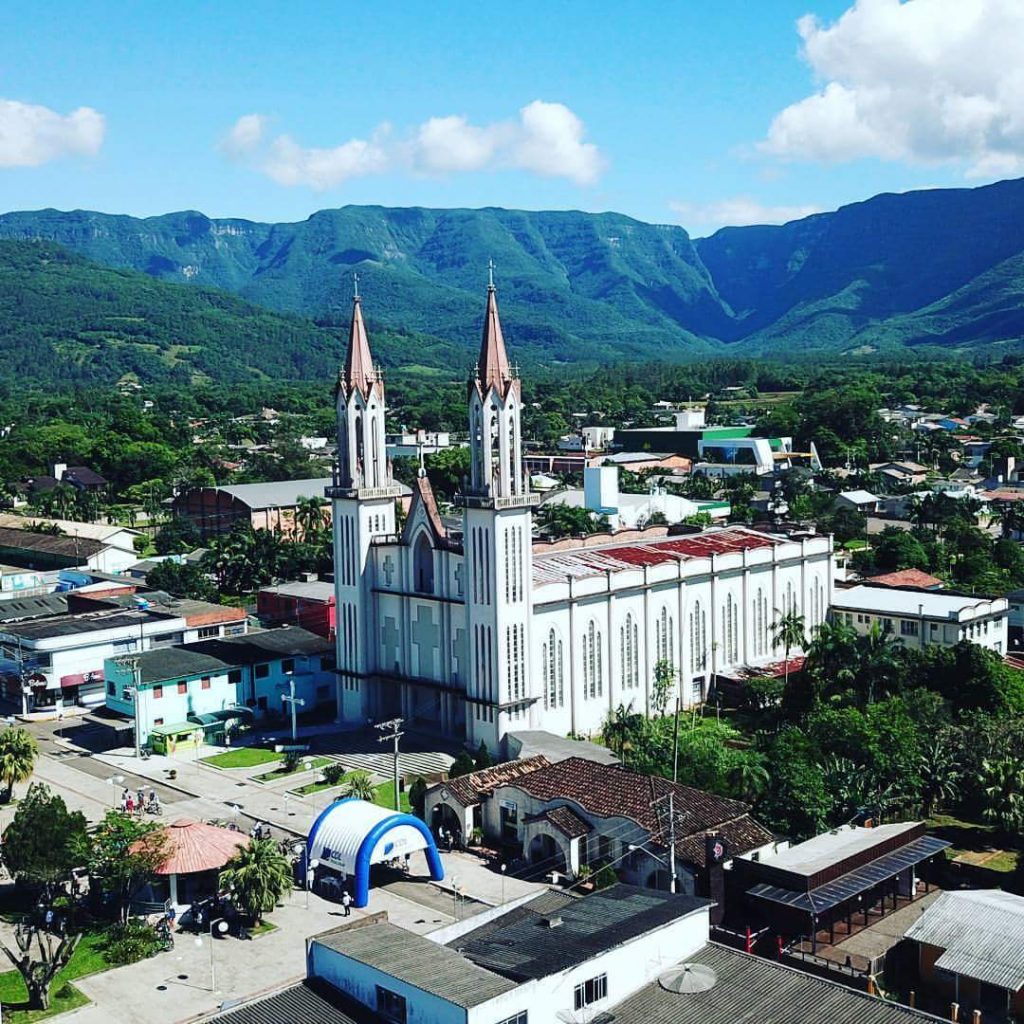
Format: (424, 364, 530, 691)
(540, 466, 729, 532)
(329, 279, 834, 752)
(386, 430, 455, 460)
(831, 584, 1007, 654)
(215, 884, 943, 1024)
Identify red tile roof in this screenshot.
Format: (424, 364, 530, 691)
(533, 527, 783, 586)
(442, 755, 551, 807)
(867, 569, 944, 590)
(530, 805, 592, 840)
(145, 818, 250, 875)
(505, 757, 772, 867)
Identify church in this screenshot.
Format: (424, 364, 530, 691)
(329, 277, 834, 752)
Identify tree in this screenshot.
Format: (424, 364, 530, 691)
(917, 732, 961, 818)
(772, 611, 806, 689)
(408, 777, 428, 820)
(1, 923, 81, 1011)
(980, 757, 1024, 837)
(144, 560, 218, 602)
(154, 516, 201, 555)
(535, 503, 605, 539)
(424, 447, 471, 502)
(448, 751, 476, 779)
(220, 837, 291, 924)
(2, 783, 88, 887)
(0, 727, 38, 803)
(871, 528, 930, 572)
(76, 812, 168, 923)
(474, 741, 492, 770)
(340, 770, 376, 801)
(294, 495, 327, 542)
(651, 659, 675, 715)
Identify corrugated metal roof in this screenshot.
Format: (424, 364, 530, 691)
(609, 942, 941, 1024)
(905, 889, 1024, 991)
(532, 527, 779, 586)
(451, 885, 709, 981)
(314, 922, 516, 1007)
(214, 479, 333, 510)
(208, 978, 377, 1024)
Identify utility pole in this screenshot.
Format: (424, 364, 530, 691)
(281, 677, 305, 744)
(654, 791, 687, 895)
(375, 717, 404, 811)
(671, 697, 681, 784)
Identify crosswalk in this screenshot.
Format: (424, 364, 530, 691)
(325, 749, 454, 781)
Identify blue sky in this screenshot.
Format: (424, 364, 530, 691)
(1, 0, 1019, 234)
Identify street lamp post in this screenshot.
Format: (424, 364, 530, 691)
(196, 918, 230, 992)
(500, 863, 507, 905)
(305, 858, 320, 910)
(106, 774, 125, 807)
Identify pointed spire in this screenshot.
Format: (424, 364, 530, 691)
(342, 276, 377, 399)
(476, 260, 513, 393)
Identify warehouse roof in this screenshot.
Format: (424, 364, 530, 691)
(609, 942, 940, 1024)
(209, 979, 378, 1024)
(832, 584, 1005, 619)
(452, 885, 709, 981)
(904, 889, 1024, 992)
(208, 478, 333, 510)
(314, 921, 516, 1008)
(0, 527, 104, 561)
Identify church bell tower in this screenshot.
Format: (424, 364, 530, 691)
(329, 278, 400, 722)
(460, 266, 538, 752)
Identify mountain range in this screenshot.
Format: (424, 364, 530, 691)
(4, 176, 1024, 384)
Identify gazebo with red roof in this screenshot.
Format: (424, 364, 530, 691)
(143, 818, 250, 910)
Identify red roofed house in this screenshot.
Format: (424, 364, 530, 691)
(430, 756, 776, 923)
(866, 569, 944, 591)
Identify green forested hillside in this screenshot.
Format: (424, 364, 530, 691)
(0, 240, 461, 385)
(5, 178, 1024, 374)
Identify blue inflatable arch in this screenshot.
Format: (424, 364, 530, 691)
(306, 797, 444, 907)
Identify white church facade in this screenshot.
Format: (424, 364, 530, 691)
(330, 279, 834, 752)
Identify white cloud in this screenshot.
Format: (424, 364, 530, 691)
(0, 99, 105, 168)
(220, 113, 267, 158)
(511, 101, 604, 185)
(670, 196, 823, 234)
(761, 0, 1024, 178)
(222, 101, 604, 190)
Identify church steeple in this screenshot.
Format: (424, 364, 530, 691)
(467, 265, 524, 500)
(335, 276, 389, 492)
(475, 261, 513, 396)
(341, 277, 380, 401)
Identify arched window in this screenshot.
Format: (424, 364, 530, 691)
(689, 600, 706, 671)
(543, 629, 564, 709)
(414, 533, 434, 594)
(583, 621, 602, 699)
(620, 613, 639, 689)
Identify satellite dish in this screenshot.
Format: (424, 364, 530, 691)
(658, 964, 718, 994)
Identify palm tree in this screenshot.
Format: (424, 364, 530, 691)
(772, 610, 806, 689)
(340, 770, 376, 801)
(294, 496, 326, 542)
(728, 755, 769, 803)
(220, 837, 292, 924)
(980, 757, 1024, 837)
(854, 624, 901, 706)
(918, 733, 961, 818)
(0, 728, 38, 803)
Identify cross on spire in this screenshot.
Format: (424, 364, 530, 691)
(487, 258, 495, 290)
(353, 272, 360, 301)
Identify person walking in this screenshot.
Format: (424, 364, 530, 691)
(341, 890, 351, 917)
(125, 792, 135, 815)
(121, 788, 129, 812)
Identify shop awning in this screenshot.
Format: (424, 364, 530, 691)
(187, 707, 255, 730)
(748, 835, 950, 916)
(60, 669, 104, 689)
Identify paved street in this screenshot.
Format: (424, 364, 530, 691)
(7, 720, 546, 1023)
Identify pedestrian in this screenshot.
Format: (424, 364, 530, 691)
(44, 908, 53, 931)
(121, 788, 129, 812)
(167, 905, 176, 930)
(137, 786, 145, 808)
(446, 830, 453, 853)
(126, 793, 135, 814)
(341, 890, 351, 917)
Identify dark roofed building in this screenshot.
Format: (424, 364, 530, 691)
(431, 755, 773, 918)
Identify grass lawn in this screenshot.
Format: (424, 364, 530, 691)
(253, 756, 332, 783)
(0, 929, 111, 1022)
(928, 812, 1020, 875)
(250, 920, 277, 937)
(373, 781, 412, 814)
(292, 772, 411, 812)
(202, 748, 283, 769)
